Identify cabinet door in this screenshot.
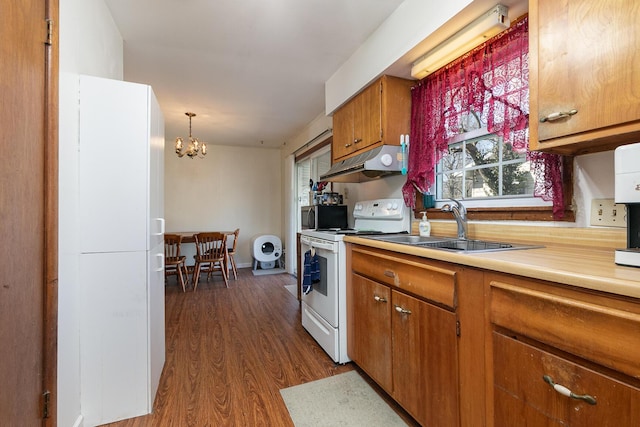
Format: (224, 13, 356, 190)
(79, 76, 149, 253)
(351, 273, 392, 392)
(392, 291, 460, 427)
(80, 251, 149, 426)
(493, 332, 640, 426)
(353, 80, 382, 152)
(332, 102, 354, 161)
(530, 0, 640, 153)
(391, 291, 423, 422)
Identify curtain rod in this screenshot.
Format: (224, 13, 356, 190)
(303, 128, 332, 148)
(294, 128, 333, 161)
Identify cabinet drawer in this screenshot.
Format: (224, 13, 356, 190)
(489, 279, 640, 379)
(352, 247, 456, 309)
(493, 332, 640, 426)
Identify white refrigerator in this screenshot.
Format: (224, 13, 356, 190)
(78, 75, 165, 426)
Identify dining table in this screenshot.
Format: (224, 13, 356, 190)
(172, 231, 236, 278)
(174, 231, 235, 244)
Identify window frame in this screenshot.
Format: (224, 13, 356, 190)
(413, 155, 574, 222)
(435, 129, 534, 202)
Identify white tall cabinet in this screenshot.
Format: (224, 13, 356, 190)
(78, 75, 165, 426)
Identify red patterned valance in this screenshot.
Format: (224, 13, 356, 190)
(402, 17, 565, 218)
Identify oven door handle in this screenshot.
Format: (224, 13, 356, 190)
(300, 236, 336, 252)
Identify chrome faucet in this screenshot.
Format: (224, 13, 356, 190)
(441, 199, 468, 240)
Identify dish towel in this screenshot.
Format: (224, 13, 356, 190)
(302, 249, 320, 294)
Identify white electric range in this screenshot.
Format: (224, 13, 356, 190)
(299, 198, 410, 363)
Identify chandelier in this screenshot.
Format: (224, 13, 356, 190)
(175, 112, 207, 158)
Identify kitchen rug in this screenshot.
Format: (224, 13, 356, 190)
(251, 267, 287, 276)
(284, 284, 297, 297)
(280, 371, 408, 427)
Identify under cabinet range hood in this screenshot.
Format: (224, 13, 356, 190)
(320, 145, 403, 183)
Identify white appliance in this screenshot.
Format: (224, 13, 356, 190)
(615, 143, 640, 267)
(251, 234, 282, 269)
(299, 199, 410, 363)
(78, 75, 165, 426)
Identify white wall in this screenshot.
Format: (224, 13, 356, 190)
(574, 151, 616, 226)
(325, 0, 472, 113)
(59, 1, 123, 426)
(164, 144, 282, 268)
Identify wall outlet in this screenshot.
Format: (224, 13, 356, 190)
(590, 198, 627, 228)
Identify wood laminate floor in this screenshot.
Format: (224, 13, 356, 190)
(104, 268, 417, 427)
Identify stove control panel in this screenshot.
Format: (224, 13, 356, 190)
(353, 198, 406, 220)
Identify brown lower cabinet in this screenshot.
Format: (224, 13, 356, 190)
(351, 274, 459, 425)
(347, 244, 484, 427)
(487, 272, 640, 426)
(347, 243, 640, 427)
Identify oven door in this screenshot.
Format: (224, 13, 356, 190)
(299, 235, 339, 327)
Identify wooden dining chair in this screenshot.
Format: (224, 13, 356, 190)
(226, 228, 240, 280)
(164, 233, 188, 292)
(193, 232, 229, 290)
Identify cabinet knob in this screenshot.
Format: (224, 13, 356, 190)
(539, 109, 578, 123)
(373, 295, 387, 303)
(542, 375, 596, 405)
(344, 143, 352, 148)
(354, 138, 362, 144)
(394, 305, 412, 315)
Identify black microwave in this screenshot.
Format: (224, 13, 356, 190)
(300, 205, 348, 230)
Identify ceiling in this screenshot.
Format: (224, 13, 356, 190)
(104, 0, 406, 150)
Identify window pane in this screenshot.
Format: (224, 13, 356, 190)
(502, 140, 526, 161)
(316, 151, 331, 177)
(441, 172, 463, 199)
(436, 129, 534, 203)
(465, 167, 499, 198)
(503, 162, 534, 196)
(296, 160, 311, 205)
(441, 143, 463, 172)
(465, 137, 499, 166)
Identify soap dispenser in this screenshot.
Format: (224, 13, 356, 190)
(418, 211, 431, 237)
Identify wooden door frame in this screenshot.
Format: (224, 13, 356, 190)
(44, 0, 59, 424)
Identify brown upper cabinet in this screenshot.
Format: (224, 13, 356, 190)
(332, 75, 413, 162)
(529, 0, 640, 155)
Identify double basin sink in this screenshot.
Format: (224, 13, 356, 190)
(364, 234, 542, 253)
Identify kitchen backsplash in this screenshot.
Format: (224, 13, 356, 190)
(412, 220, 626, 250)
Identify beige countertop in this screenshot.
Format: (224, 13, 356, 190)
(344, 235, 640, 299)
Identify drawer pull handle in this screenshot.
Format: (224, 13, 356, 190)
(539, 109, 578, 123)
(373, 295, 387, 303)
(394, 305, 412, 315)
(543, 375, 597, 405)
(384, 270, 395, 278)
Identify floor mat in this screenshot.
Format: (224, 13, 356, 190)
(280, 371, 408, 427)
(251, 268, 287, 276)
(284, 284, 297, 297)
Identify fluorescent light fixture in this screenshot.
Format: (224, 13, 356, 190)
(411, 4, 510, 79)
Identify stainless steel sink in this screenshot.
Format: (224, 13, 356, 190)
(365, 235, 542, 253)
(371, 235, 453, 245)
